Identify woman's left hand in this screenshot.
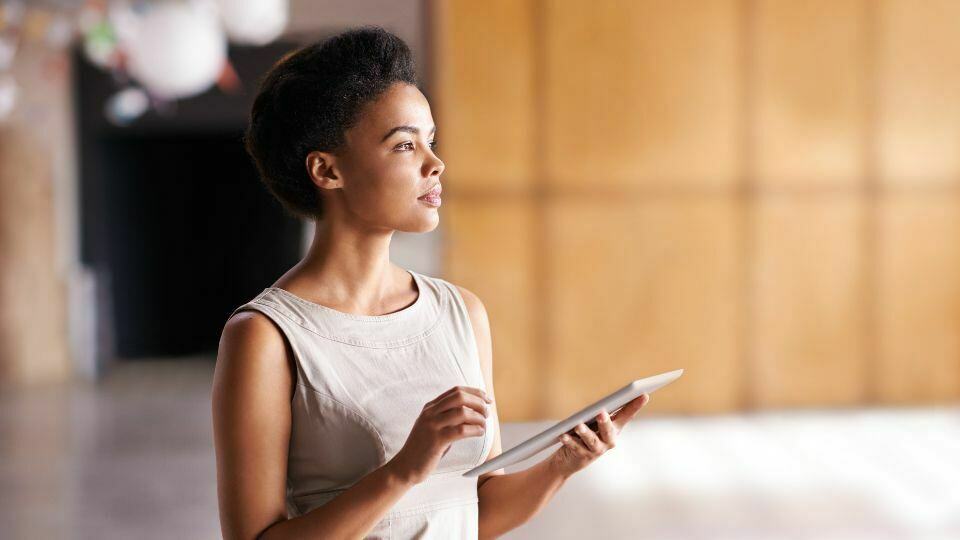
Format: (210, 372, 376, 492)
(547, 393, 650, 478)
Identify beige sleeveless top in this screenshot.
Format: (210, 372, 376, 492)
(229, 269, 495, 539)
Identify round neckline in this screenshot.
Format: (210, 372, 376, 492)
(266, 269, 424, 322)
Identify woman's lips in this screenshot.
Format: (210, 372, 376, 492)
(418, 185, 442, 207)
(418, 194, 442, 207)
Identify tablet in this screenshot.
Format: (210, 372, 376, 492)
(463, 368, 683, 478)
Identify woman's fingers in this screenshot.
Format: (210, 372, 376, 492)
(611, 393, 649, 430)
(430, 389, 490, 419)
(435, 404, 487, 428)
(554, 393, 647, 461)
(573, 422, 605, 454)
(597, 409, 617, 448)
(425, 385, 492, 409)
(559, 433, 591, 459)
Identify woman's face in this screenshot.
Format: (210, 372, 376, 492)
(313, 82, 445, 234)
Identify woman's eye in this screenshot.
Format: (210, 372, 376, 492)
(395, 141, 439, 152)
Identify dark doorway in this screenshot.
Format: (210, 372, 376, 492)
(98, 131, 302, 357)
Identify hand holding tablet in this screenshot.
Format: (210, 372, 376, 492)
(463, 369, 683, 477)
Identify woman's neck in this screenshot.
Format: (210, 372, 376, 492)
(273, 218, 415, 316)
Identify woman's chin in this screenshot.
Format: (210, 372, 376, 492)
(417, 214, 441, 233)
(394, 212, 440, 234)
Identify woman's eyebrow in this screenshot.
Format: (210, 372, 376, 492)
(380, 125, 437, 142)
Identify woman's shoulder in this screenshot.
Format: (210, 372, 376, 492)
(221, 309, 284, 350)
(417, 273, 490, 340)
(215, 309, 296, 402)
(452, 283, 486, 320)
(218, 310, 292, 375)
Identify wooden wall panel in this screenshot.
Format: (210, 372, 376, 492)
(754, 0, 867, 185)
(434, 1, 960, 417)
(442, 199, 539, 420)
(431, 0, 535, 191)
(752, 198, 867, 407)
(877, 195, 960, 403)
(543, 0, 741, 188)
(546, 197, 742, 415)
(878, 0, 960, 184)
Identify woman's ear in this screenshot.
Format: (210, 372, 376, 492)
(305, 150, 344, 192)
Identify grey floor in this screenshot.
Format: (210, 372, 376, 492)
(1, 360, 958, 540)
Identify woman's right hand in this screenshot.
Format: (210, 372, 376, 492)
(387, 386, 492, 485)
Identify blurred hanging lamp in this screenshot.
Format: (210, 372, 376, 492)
(117, 0, 227, 100)
(0, 0, 291, 123)
(218, 0, 288, 46)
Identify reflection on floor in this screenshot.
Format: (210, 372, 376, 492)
(0, 360, 957, 540)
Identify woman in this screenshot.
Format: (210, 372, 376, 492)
(211, 26, 649, 540)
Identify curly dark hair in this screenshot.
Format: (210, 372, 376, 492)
(244, 26, 419, 220)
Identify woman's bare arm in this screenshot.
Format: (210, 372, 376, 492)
(456, 287, 565, 537)
(211, 311, 416, 540)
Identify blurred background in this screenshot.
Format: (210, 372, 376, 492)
(1, 0, 958, 538)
